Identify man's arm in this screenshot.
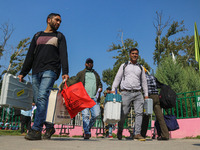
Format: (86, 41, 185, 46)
(59, 33, 69, 76)
(19, 35, 36, 77)
(141, 67, 148, 99)
(111, 64, 124, 91)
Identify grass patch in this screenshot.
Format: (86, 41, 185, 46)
(0, 130, 21, 136)
(72, 135, 84, 138)
(196, 135, 200, 139)
(52, 134, 70, 137)
(184, 135, 200, 139)
(0, 130, 70, 137)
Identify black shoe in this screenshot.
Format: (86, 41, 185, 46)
(43, 127, 55, 140)
(125, 134, 134, 140)
(25, 129, 41, 140)
(117, 130, 122, 140)
(84, 134, 91, 140)
(157, 136, 169, 141)
(105, 131, 109, 137)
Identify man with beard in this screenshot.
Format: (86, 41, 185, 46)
(70, 58, 102, 139)
(18, 13, 69, 140)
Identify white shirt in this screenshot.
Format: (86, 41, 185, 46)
(112, 61, 148, 97)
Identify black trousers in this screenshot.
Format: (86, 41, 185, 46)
(20, 115, 31, 133)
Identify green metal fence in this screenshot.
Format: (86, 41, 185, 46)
(163, 90, 200, 119)
(1, 90, 200, 130)
(0, 107, 20, 129)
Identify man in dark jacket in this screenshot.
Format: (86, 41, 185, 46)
(68, 58, 102, 139)
(18, 13, 69, 140)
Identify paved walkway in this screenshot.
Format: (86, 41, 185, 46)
(0, 136, 200, 150)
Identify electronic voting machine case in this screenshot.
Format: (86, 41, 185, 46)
(0, 73, 33, 110)
(103, 93, 122, 124)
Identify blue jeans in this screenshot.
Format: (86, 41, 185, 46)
(108, 124, 114, 136)
(31, 70, 57, 131)
(81, 98, 100, 134)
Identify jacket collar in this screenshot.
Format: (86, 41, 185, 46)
(85, 68, 94, 72)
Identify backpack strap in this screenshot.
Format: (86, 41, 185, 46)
(138, 64, 143, 83)
(122, 61, 128, 80)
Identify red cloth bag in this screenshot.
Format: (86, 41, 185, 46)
(61, 82, 96, 118)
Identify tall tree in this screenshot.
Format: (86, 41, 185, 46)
(0, 22, 14, 65)
(2, 38, 30, 75)
(155, 56, 200, 117)
(153, 11, 200, 71)
(155, 56, 200, 93)
(153, 11, 187, 66)
(155, 56, 185, 93)
(176, 35, 197, 68)
(102, 33, 151, 86)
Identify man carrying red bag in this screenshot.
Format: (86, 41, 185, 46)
(66, 58, 102, 139)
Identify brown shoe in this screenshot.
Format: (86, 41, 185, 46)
(134, 134, 146, 141)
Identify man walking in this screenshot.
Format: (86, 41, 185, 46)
(18, 13, 69, 140)
(20, 103, 35, 135)
(70, 58, 102, 139)
(112, 48, 148, 141)
(141, 69, 169, 140)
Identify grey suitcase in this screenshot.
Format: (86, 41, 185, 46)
(143, 98, 153, 115)
(0, 73, 33, 110)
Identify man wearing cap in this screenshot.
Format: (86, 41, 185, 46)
(74, 58, 102, 139)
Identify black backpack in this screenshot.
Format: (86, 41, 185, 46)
(159, 84, 177, 109)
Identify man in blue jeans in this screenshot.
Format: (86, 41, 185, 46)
(69, 58, 102, 139)
(18, 13, 69, 140)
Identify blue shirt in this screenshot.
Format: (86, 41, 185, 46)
(21, 109, 32, 117)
